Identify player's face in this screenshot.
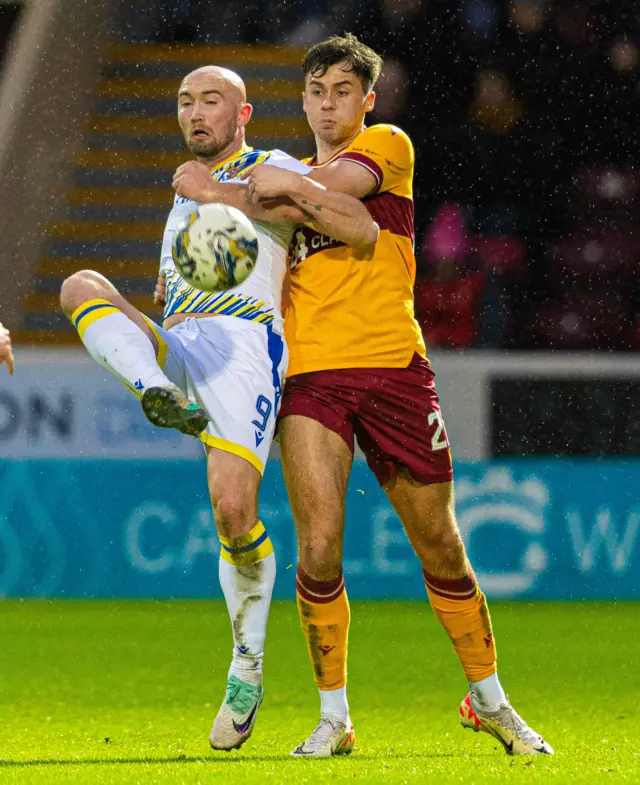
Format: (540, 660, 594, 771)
(303, 62, 375, 146)
(178, 74, 243, 159)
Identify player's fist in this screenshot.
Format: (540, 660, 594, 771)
(154, 274, 167, 306)
(0, 322, 14, 375)
(172, 160, 214, 203)
(245, 164, 302, 203)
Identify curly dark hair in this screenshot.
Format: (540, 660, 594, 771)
(302, 33, 384, 93)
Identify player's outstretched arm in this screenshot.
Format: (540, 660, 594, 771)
(247, 167, 379, 251)
(172, 161, 378, 251)
(173, 161, 303, 224)
(0, 323, 15, 375)
(305, 159, 379, 200)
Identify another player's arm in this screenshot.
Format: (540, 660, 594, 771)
(173, 161, 377, 251)
(258, 172, 380, 250)
(244, 162, 380, 246)
(305, 159, 378, 200)
(0, 322, 14, 375)
(153, 274, 166, 306)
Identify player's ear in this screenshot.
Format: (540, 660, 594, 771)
(365, 90, 376, 114)
(239, 102, 253, 127)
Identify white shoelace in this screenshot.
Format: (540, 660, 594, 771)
(304, 717, 345, 751)
(490, 704, 542, 745)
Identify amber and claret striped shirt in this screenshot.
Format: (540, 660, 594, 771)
(285, 124, 427, 376)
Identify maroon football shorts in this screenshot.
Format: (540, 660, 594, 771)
(277, 353, 453, 487)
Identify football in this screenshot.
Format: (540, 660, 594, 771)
(171, 203, 259, 292)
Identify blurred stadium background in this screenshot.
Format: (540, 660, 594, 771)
(0, 0, 639, 781)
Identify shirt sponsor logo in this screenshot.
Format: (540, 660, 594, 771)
(350, 146, 380, 156)
(289, 227, 345, 268)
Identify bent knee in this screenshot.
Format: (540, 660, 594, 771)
(211, 491, 258, 537)
(60, 270, 114, 315)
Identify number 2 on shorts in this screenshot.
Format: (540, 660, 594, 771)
(428, 410, 449, 451)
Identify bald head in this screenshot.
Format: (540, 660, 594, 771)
(180, 65, 247, 103)
(177, 65, 252, 164)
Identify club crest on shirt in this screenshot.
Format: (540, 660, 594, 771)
(219, 163, 249, 181)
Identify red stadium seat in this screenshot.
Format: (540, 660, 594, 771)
(550, 228, 638, 289)
(415, 272, 486, 349)
(527, 294, 631, 350)
(571, 166, 640, 208)
(473, 234, 526, 273)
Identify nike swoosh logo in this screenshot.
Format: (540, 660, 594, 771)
(293, 745, 315, 755)
(232, 701, 260, 735)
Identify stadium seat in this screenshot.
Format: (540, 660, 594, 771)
(571, 166, 639, 208)
(549, 228, 638, 291)
(526, 294, 631, 350)
(473, 233, 526, 273)
(415, 271, 485, 349)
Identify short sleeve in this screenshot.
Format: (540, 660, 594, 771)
(337, 124, 414, 195)
(265, 149, 313, 175)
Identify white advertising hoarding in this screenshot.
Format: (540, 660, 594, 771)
(0, 348, 202, 459)
(2, 348, 638, 459)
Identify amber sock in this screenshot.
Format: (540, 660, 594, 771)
(296, 566, 350, 719)
(424, 570, 497, 682)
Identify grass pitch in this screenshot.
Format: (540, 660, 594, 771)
(0, 600, 637, 784)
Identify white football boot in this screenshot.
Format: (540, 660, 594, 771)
(460, 693, 554, 755)
(291, 716, 356, 758)
(209, 675, 263, 751)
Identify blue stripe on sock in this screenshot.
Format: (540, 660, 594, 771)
(220, 529, 269, 555)
(73, 302, 116, 327)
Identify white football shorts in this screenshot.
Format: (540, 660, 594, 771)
(146, 315, 287, 474)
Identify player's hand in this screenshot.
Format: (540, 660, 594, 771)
(173, 161, 214, 202)
(154, 274, 167, 306)
(0, 323, 14, 375)
(245, 164, 302, 203)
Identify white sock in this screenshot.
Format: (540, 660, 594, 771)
(79, 307, 174, 394)
(320, 686, 349, 723)
(218, 551, 276, 686)
(469, 672, 507, 713)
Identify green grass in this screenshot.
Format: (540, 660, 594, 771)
(0, 600, 638, 783)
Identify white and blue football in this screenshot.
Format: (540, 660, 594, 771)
(171, 203, 259, 292)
